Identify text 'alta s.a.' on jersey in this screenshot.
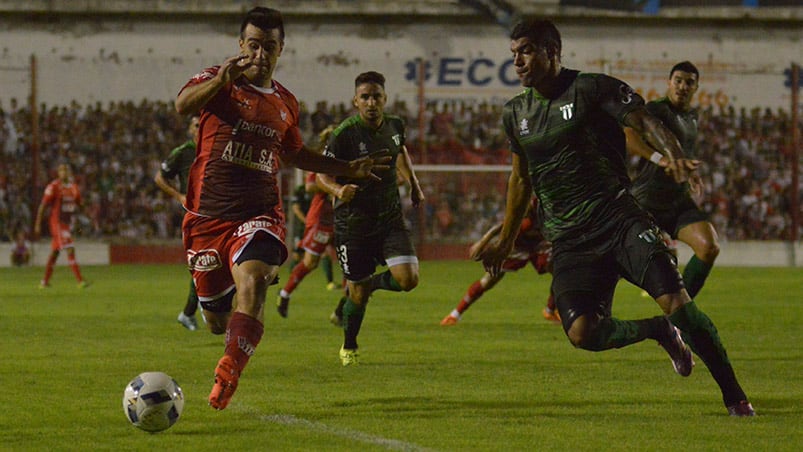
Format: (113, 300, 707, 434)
(179, 66, 304, 221)
(502, 68, 648, 247)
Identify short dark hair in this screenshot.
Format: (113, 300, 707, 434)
(670, 61, 699, 79)
(510, 18, 561, 57)
(241, 7, 285, 42)
(355, 71, 386, 89)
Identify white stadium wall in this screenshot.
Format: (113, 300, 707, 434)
(0, 19, 800, 110)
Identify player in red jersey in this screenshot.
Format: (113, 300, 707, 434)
(441, 198, 558, 325)
(33, 163, 87, 288)
(175, 6, 388, 410)
(276, 171, 336, 317)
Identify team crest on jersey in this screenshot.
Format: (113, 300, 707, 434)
(280, 109, 287, 122)
(560, 103, 574, 120)
(519, 118, 530, 136)
(359, 142, 368, 155)
(236, 96, 252, 110)
(392, 134, 401, 146)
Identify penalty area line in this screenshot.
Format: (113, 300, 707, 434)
(259, 413, 433, 452)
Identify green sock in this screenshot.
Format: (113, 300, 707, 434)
(184, 279, 199, 316)
(370, 270, 402, 292)
(321, 255, 333, 284)
(669, 301, 746, 405)
(682, 255, 712, 299)
(342, 298, 365, 350)
(580, 316, 664, 351)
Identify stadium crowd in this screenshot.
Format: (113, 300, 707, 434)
(0, 97, 799, 244)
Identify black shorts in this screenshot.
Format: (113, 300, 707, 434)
(334, 217, 417, 282)
(551, 218, 683, 324)
(645, 195, 708, 238)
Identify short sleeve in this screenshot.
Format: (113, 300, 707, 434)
(593, 74, 645, 125)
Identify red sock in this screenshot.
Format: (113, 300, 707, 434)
(224, 312, 264, 373)
(43, 254, 57, 284)
(457, 281, 485, 314)
(68, 256, 84, 282)
(282, 262, 312, 294)
(546, 291, 556, 311)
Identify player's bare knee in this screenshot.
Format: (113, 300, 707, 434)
(398, 273, 419, 291)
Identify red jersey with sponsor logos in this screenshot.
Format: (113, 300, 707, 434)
(304, 172, 334, 229)
(514, 199, 547, 253)
(181, 66, 304, 220)
(41, 179, 81, 228)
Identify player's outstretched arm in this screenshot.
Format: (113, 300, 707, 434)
(316, 173, 358, 203)
(479, 153, 531, 277)
(284, 147, 390, 182)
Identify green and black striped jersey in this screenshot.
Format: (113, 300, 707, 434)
(324, 114, 406, 235)
(630, 97, 699, 209)
(502, 68, 644, 244)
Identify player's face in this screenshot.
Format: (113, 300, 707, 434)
(57, 164, 71, 182)
(238, 24, 283, 86)
(667, 70, 698, 109)
(188, 116, 200, 143)
(353, 83, 387, 127)
(510, 37, 554, 89)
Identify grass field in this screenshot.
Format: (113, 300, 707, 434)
(0, 262, 800, 451)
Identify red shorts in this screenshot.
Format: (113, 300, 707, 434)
(501, 248, 552, 275)
(182, 212, 287, 301)
(49, 222, 74, 251)
(299, 223, 334, 256)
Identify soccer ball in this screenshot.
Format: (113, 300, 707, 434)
(122, 372, 184, 433)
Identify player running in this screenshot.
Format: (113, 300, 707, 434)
(441, 198, 557, 325)
(175, 7, 388, 410)
(317, 71, 424, 366)
(34, 163, 88, 289)
(625, 61, 720, 301)
(479, 18, 754, 416)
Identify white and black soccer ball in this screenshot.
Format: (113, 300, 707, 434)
(123, 372, 184, 433)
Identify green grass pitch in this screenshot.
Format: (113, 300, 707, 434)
(1, 262, 800, 451)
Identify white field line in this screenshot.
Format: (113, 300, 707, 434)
(259, 413, 435, 452)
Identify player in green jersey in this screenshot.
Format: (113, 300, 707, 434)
(154, 115, 201, 331)
(479, 18, 753, 416)
(625, 61, 719, 300)
(318, 71, 424, 366)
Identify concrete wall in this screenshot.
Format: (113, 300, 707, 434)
(1, 240, 801, 267)
(0, 18, 800, 109)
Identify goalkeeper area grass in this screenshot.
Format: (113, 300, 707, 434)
(1, 262, 800, 451)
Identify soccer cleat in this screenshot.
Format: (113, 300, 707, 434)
(440, 314, 459, 326)
(542, 307, 561, 324)
(39, 282, 50, 289)
(208, 355, 239, 410)
(657, 319, 694, 377)
(326, 282, 338, 291)
(177, 312, 198, 331)
(727, 400, 756, 417)
(339, 346, 359, 366)
(77, 281, 90, 289)
(276, 295, 290, 318)
(329, 311, 343, 328)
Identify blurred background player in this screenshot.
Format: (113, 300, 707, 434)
(10, 229, 32, 267)
(441, 197, 557, 325)
(318, 71, 424, 366)
(154, 115, 201, 331)
(175, 7, 388, 409)
(276, 126, 339, 317)
(34, 163, 87, 288)
(625, 61, 719, 301)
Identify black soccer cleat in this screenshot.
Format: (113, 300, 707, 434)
(727, 400, 756, 417)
